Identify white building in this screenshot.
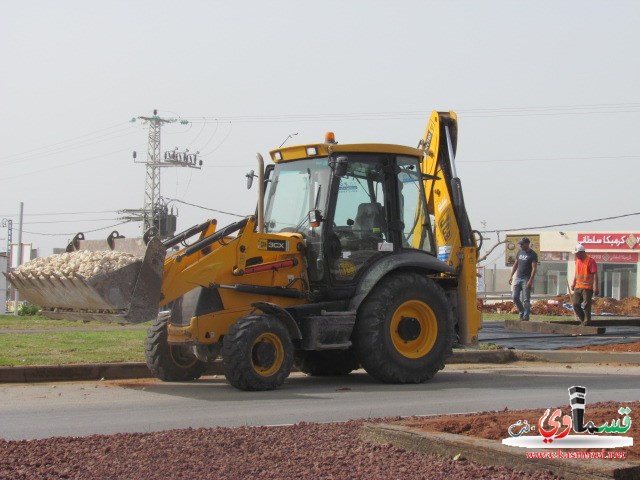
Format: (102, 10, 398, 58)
(0, 253, 7, 314)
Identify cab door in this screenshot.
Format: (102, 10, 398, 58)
(327, 153, 432, 284)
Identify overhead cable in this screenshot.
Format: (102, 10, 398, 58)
(166, 198, 245, 218)
(21, 221, 132, 237)
(0, 122, 131, 161)
(480, 211, 640, 234)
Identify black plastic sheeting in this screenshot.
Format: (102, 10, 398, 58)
(478, 322, 640, 350)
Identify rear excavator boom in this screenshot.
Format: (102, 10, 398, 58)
(419, 111, 481, 344)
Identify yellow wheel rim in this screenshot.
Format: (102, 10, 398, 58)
(251, 332, 284, 377)
(390, 300, 437, 359)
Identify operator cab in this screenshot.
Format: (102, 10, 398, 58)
(264, 137, 436, 289)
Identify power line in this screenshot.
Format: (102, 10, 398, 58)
(182, 102, 640, 124)
(0, 122, 131, 161)
(480, 211, 640, 234)
(4, 102, 638, 165)
(0, 126, 140, 166)
(22, 218, 121, 225)
(459, 102, 640, 113)
(166, 198, 245, 218)
(0, 210, 117, 218)
(482, 245, 507, 267)
(459, 155, 640, 164)
(3, 144, 144, 181)
(197, 119, 220, 152)
(21, 221, 132, 237)
(199, 122, 233, 157)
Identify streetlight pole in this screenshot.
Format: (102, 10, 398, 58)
(279, 132, 298, 148)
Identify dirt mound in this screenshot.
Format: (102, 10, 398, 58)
(479, 296, 640, 316)
(477, 299, 518, 314)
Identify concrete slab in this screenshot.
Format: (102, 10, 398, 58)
(551, 318, 640, 327)
(505, 320, 605, 335)
(362, 423, 640, 480)
(480, 322, 640, 350)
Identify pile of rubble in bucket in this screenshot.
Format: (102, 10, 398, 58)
(478, 295, 640, 316)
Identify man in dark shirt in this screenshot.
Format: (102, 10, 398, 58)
(508, 237, 538, 321)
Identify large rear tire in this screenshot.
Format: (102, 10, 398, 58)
(294, 349, 360, 376)
(222, 315, 294, 391)
(145, 314, 206, 381)
(353, 272, 454, 383)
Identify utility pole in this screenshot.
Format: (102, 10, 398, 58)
(14, 202, 23, 316)
(120, 110, 202, 238)
(1, 218, 11, 315)
(139, 110, 174, 233)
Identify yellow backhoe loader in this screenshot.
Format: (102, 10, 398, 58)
(7, 111, 482, 391)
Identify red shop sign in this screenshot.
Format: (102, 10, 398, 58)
(577, 233, 640, 250)
(588, 252, 639, 263)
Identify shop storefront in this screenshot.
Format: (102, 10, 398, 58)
(505, 231, 640, 299)
(576, 233, 639, 299)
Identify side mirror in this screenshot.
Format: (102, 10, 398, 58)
(309, 210, 323, 228)
(330, 155, 348, 178)
(245, 170, 255, 189)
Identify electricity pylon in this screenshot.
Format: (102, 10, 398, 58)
(120, 110, 202, 238)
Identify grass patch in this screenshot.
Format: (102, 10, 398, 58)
(0, 314, 150, 330)
(0, 330, 147, 366)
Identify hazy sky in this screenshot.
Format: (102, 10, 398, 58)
(1, 1, 639, 269)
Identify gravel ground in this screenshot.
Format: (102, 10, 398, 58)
(0, 420, 559, 480)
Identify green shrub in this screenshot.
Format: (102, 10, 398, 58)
(18, 303, 41, 316)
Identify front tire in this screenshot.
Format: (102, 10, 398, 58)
(353, 272, 454, 383)
(145, 314, 206, 381)
(222, 315, 294, 391)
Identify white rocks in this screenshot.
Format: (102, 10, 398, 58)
(15, 250, 142, 280)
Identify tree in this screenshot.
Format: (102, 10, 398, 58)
(477, 232, 507, 264)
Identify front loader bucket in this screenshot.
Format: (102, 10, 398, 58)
(5, 237, 166, 324)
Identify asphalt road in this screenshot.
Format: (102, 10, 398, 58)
(2, 363, 639, 441)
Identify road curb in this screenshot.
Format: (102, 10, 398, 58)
(361, 423, 640, 480)
(447, 349, 517, 364)
(0, 363, 153, 383)
(2, 349, 640, 384)
(0, 362, 225, 383)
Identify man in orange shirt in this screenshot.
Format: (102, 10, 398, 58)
(571, 244, 599, 326)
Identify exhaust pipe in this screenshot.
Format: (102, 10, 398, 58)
(256, 153, 265, 233)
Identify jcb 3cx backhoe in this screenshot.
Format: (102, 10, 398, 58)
(7, 111, 482, 391)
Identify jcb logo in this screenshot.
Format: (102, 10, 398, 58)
(439, 213, 452, 242)
(267, 240, 288, 251)
(258, 239, 288, 251)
